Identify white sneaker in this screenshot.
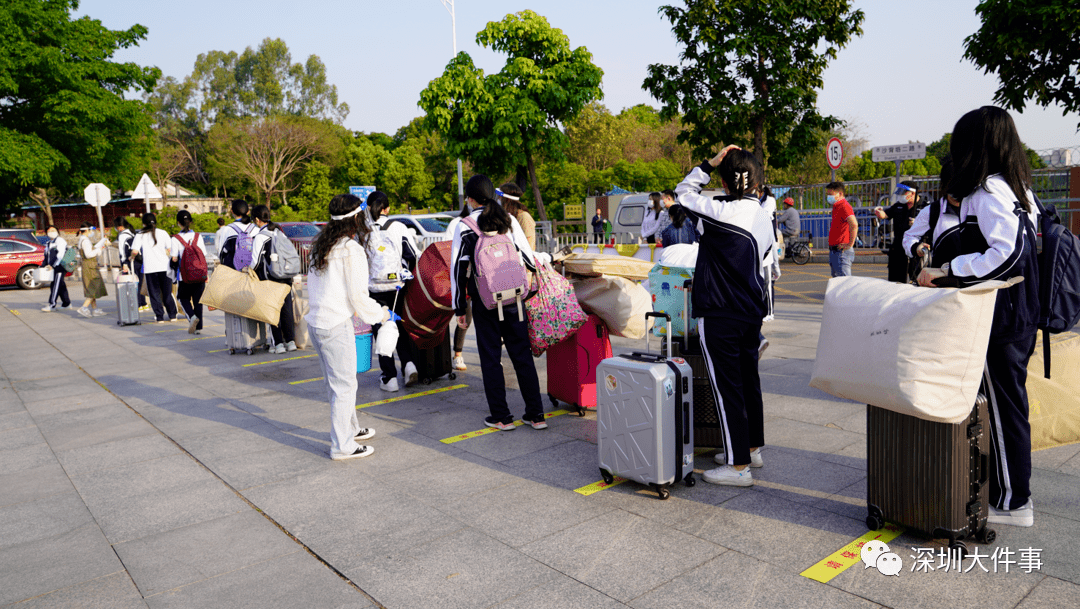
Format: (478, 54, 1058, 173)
(188, 316, 200, 334)
(285, 341, 297, 352)
(331, 446, 374, 461)
(404, 361, 419, 387)
(354, 428, 376, 441)
(77, 307, 92, 318)
(758, 338, 770, 359)
(714, 447, 764, 468)
(92, 309, 107, 317)
(41, 305, 54, 312)
(380, 377, 400, 392)
(703, 464, 754, 486)
(452, 356, 467, 371)
(988, 499, 1034, 527)
(272, 343, 286, 354)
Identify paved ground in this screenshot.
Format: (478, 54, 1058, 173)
(1, 266, 1078, 608)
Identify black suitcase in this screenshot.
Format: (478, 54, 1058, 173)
(414, 332, 457, 384)
(865, 393, 996, 556)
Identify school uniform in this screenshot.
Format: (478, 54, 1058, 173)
(366, 218, 419, 383)
(117, 228, 146, 307)
(252, 225, 295, 347)
(941, 175, 1040, 511)
(45, 237, 71, 308)
(451, 208, 541, 425)
(675, 162, 776, 467)
(218, 220, 259, 270)
(444, 216, 473, 352)
(171, 229, 208, 331)
(901, 198, 963, 269)
(132, 229, 178, 322)
(305, 237, 388, 458)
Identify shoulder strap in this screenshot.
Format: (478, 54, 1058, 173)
(929, 198, 942, 233)
(461, 216, 481, 234)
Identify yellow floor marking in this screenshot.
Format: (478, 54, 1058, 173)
(290, 377, 325, 385)
(774, 285, 822, 303)
(208, 348, 229, 353)
(178, 334, 225, 342)
(155, 327, 189, 333)
(358, 383, 468, 409)
(10, 310, 20, 316)
(440, 409, 571, 443)
(800, 524, 905, 583)
(576, 448, 714, 496)
(242, 354, 317, 367)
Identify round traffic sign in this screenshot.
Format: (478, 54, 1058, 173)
(826, 138, 844, 170)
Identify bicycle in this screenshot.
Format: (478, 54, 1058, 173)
(788, 231, 813, 265)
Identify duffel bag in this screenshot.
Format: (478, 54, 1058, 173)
(402, 240, 454, 349)
(199, 265, 290, 326)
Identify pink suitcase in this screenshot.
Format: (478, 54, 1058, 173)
(546, 314, 613, 416)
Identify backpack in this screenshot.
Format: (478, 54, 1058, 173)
(1032, 195, 1080, 378)
(367, 226, 406, 291)
(178, 233, 208, 283)
(268, 229, 300, 280)
(462, 216, 529, 321)
(60, 246, 78, 273)
(908, 199, 943, 284)
(230, 224, 255, 270)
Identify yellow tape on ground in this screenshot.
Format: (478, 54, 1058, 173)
(242, 354, 317, 367)
(290, 377, 325, 385)
(178, 334, 225, 342)
(440, 409, 571, 444)
(155, 327, 190, 333)
(358, 383, 468, 409)
(800, 524, 905, 583)
(10, 310, 20, 316)
(208, 348, 229, 353)
(575, 448, 714, 496)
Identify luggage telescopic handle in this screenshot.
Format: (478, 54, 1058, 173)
(644, 312, 672, 358)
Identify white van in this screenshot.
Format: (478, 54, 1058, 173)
(612, 190, 724, 241)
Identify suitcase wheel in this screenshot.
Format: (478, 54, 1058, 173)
(576, 406, 586, 417)
(684, 473, 695, 487)
(449, 372, 456, 380)
(246, 349, 254, 355)
(599, 468, 614, 485)
(865, 514, 884, 531)
(654, 484, 670, 500)
(975, 527, 996, 545)
(549, 394, 559, 408)
(229, 349, 236, 355)
(949, 540, 968, 559)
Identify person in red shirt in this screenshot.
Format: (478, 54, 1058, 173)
(826, 182, 858, 276)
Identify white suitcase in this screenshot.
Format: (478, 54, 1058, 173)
(225, 312, 260, 355)
(597, 312, 695, 499)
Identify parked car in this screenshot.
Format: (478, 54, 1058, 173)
(385, 214, 451, 240)
(198, 233, 220, 267)
(0, 237, 46, 289)
(277, 222, 320, 246)
(612, 190, 724, 241)
(0, 228, 39, 245)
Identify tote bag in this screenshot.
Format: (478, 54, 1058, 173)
(199, 264, 291, 326)
(524, 263, 588, 356)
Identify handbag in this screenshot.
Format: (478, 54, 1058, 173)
(199, 264, 291, 326)
(524, 262, 588, 356)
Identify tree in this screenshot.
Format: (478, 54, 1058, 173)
(207, 117, 338, 207)
(643, 0, 864, 169)
(565, 103, 630, 171)
(290, 161, 335, 221)
(0, 0, 160, 224)
(147, 140, 196, 204)
(964, 0, 1080, 130)
(419, 10, 604, 221)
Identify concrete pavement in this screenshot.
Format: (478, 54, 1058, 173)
(0, 272, 1078, 608)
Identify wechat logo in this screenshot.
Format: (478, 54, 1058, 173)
(861, 540, 902, 577)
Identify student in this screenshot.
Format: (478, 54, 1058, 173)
(903, 158, 961, 270)
(218, 199, 259, 270)
(41, 226, 71, 312)
(451, 175, 543, 431)
(115, 217, 147, 310)
(214, 216, 229, 257)
(365, 191, 419, 391)
(917, 106, 1040, 527)
(499, 183, 535, 251)
(675, 146, 775, 486)
(447, 204, 472, 372)
(75, 223, 110, 317)
(251, 205, 297, 353)
(131, 213, 178, 323)
(170, 210, 208, 334)
(659, 202, 700, 246)
(305, 193, 392, 460)
(640, 192, 668, 244)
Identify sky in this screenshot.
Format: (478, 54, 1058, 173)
(76, 0, 1080, 157)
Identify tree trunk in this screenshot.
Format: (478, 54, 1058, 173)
(31, 188, 54, 228)
(514, 166, 528, 193)
(524, 147, 548, 222)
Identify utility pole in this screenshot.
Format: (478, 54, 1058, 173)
(439, 0, 466, 209)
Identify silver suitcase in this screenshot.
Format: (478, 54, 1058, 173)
(597, 312, 695, 499)
(225, 312, 260, 355)
(115, 280, 140, 326)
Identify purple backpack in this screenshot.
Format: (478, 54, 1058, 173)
(462, 216, 529, 321)
(230, 224, 255, 270)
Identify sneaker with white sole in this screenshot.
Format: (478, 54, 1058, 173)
(758, 338, 770, 359)
(404, 362, 419, 387)
(380, 377, 400, 392)
(285, 341, 297, 352)
(59, 303, 71, 309)
(138, 305, 150, 312)
(484, 416, 516, 431)
(988, 499, 1034, 527)
(41, 305, 54, 312)
(92, 309, 107, 317)
(703, 464, 754, 486)
(452, 356, 467, 371)
(188, 316, 200, 334)
(332, 446, 375, 461)
(272, 343, 286, 354)
(522, 415, 548, 430)
(714, 447, 764, 468)
(77, 307, 92, 318)
(354, 428, 376, 441)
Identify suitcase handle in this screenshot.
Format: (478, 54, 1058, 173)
(978, 452, 988, 486)
(683, 401, 690, 444)
(644, 312, 672, 359)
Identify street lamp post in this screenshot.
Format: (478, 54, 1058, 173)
(439, 0, 465, 209)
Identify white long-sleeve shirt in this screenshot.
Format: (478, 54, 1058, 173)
(131, 229, 173, 274)
(305, 237, 388, 331)
(640, 208, 668, 240)
(78, 235, 107, 259)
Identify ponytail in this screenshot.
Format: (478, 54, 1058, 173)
(140, 213, 158, 246)
(717, 150, 764, 200)
(466, 175, 512, 234)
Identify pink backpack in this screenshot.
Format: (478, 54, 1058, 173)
(462, 216, 529, 321)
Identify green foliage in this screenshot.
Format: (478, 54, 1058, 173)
(644, 0, 864, 168)
(840, 151, 942, 181)
(419, 10, 604, 221)
(964, 0, 1080, 129)
(149, 206, 222, 235)
(290, 161, 335, 221)
(0, 0, 160, 215)
(926, 132, 1045, 169)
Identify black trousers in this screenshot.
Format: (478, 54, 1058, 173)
(135, 264, 147, 307)
(472, 298, 543, 424)
(176, 281, 205, 330)
(699, 316, 765, 466)
(145, 271, 177, 321)
(984, 333, 1037, 510)
(48, 267, 70, 307)
(270, 289, 295, 346)
(887, 246, 908, 283)
(370, 289, 415, 382)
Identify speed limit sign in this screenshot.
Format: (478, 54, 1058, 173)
(826, 137, 844, 169)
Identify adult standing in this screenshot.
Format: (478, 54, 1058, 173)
(170, 210, 208, 334)
(917, 106, 1040, 527)
(40, 226, 71, 312)
(640, 192, 667, 244)
(499, 182, 535, 251)
(251, 205, 297, 353)
(591, 208, 605, 243)
(826, 182, 858, 277)
(131, 213, 177, 323)
(115, 217, 146, 310)
(75, 223, 109, 317)
(875, 181, 924, 282)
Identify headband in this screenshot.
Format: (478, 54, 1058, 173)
(495, 188, 519, 202)
(330, 203, 366, 221)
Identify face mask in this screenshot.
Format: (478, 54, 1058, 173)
(826, 194, 837, 205)
(47, 231, 58, 239)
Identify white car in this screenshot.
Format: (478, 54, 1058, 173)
(385, 214, 451, 240)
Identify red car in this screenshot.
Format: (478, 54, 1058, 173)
(0, 237, 46, 289)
